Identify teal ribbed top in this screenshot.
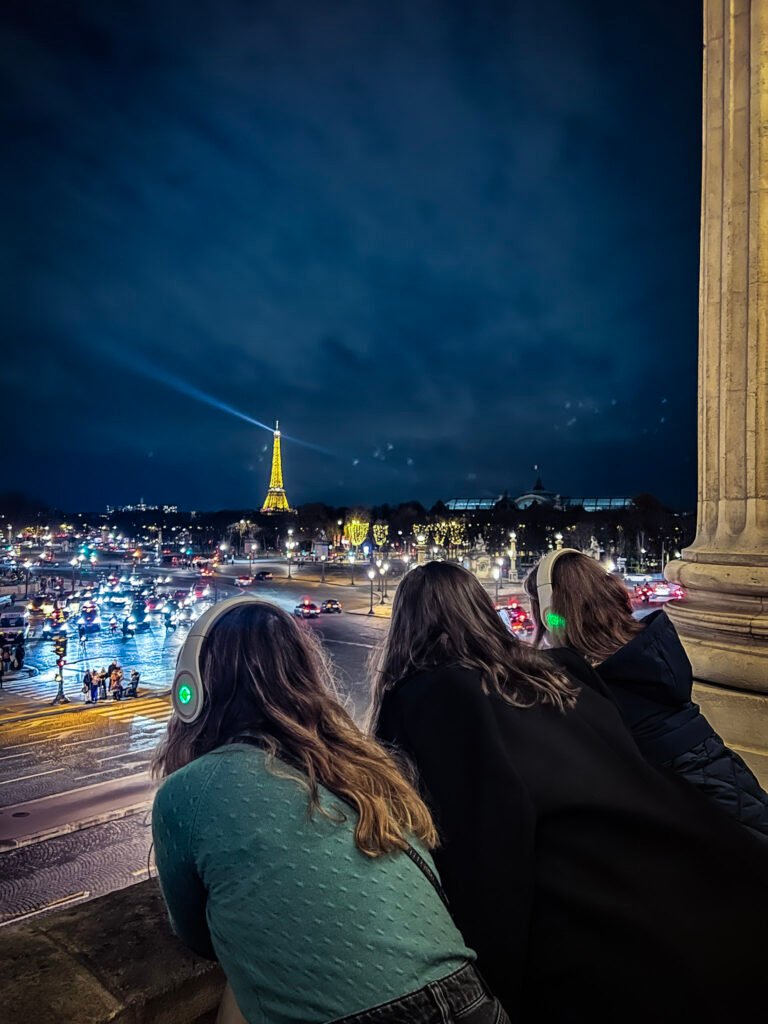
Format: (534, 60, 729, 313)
(152, 743, 473, 1023)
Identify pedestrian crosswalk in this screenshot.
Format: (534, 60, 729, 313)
(0, 679, 172, 727)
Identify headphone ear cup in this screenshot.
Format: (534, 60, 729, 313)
(168, 595, 258, 725)
(172, 667, 204, 723)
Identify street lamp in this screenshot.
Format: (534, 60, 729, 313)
(320, 555, 327, 583)
(367, 568, 376, 615)
(286, 540, 296, 579)
(508, 531, 517, 582)
(554, 532, 564, 551)
(403, 553, 411, 573)
(348, 551, 356, 586)
(23, 559, 32, 599)
(492, 566, 501, 603)
(379, 562, 389, 604)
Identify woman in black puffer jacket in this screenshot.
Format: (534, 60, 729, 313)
(524, 549, 768, 840)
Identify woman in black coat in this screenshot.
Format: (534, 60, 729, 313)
(369, 562, 768, 1024)
(523, 548, 768, 839)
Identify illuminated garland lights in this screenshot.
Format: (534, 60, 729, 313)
(344, 518, 369, 548)
(373, 523, 389, 548)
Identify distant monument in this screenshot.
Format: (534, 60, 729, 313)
(261, 421, 293, 514)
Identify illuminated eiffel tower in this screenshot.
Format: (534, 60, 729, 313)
(261, 421, 292, 513)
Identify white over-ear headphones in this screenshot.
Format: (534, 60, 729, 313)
(172, 596, 258, 724)
(535, 548, 581, 632)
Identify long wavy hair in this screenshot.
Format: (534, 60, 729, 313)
(152, 601, 437, 857)
(524, 551, 643, 664)
(368, 561, 577, 727)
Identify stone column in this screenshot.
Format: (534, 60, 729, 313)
(666, 0, 768, 778)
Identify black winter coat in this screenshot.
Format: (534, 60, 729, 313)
(590, 610, 768, 837)
(376, 663, 768, 1023)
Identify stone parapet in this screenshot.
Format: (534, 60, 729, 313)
(1, 879, 224, 1024)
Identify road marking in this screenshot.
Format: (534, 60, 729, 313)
(0, 767, 65, 785)
(0, 891, 91, 927)
(96, 747, 155, 764)
(0, 752, 26, 761)
(74, 761, 151, 781)
(322, 639, 374, 649)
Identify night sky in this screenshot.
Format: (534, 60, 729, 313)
(2, 0, 702, 512)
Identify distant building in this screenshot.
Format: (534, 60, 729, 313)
(447, 476, 636, 515)
(446, 497, 501, 512)
(560, 497, 634, 512)
(514, 476, 560, 509)
(261, 421, 293, 514)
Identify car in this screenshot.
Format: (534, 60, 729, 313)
(320, 599, 343, 614)
(496, 601, 534, 637)
(253, 570, 273, 581)
(77, 601, 102, 633)
(293, 601, 320, 619)
(236, 576, 254, 587)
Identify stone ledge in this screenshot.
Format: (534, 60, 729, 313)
(693, 681, 768, 787)
(1, 879, 225, 1024)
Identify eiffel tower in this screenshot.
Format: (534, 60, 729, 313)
(261, 421, 292, 513)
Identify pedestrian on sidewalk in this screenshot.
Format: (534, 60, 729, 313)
(110, 665, 124, 700)
(152, 598, 507, 1024)
(98, 667, 108, 701)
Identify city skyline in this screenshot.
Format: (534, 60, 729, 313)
(3, 1, 702, 510)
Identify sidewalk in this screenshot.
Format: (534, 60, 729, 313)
(0, 771, 154, 850)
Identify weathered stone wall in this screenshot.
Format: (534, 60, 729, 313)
(1, 879, 225, 1024)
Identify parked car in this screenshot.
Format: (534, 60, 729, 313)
(254, 570, 273, 581)
(293, 601, 320, 619)
(320, 599, 343, 614)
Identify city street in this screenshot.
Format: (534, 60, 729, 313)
(0, 557, 654, 928)
(0, 563, 391, 926)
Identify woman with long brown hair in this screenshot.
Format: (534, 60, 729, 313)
(152, 598, 508, 1024)
(524, 548, 768, 837)
(370, 561, 768, 1023)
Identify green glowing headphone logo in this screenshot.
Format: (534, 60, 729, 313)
(177, 683, 194, 705)
(545, 611, 566, 631)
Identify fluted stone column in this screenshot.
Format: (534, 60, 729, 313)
(666, 0, 768, 779)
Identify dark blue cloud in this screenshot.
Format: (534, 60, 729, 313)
(1, 0, 701, 509)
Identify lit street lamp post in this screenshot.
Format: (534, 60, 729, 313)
(379, 563, 389, 604)
(348, 552, 356, 585)
(492, 566, 501, 603)
(368, 569, 376, 615)
(23, 560, 32, 599)
(320, 556, 326, 583)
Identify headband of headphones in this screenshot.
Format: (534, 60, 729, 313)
(535, 548, 581, 632)
(172, 596, 258, 724)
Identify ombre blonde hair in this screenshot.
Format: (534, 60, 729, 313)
(152, 601, 437, 856)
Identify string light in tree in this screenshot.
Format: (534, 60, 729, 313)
(344, 518, 370, 549)
(373, 523, 389, 548)
(431, 520, 449, 547)
(448, 519, 466, 547)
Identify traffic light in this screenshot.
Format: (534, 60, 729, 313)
(56, 657, 65, 669)
(53, 634, 68, 660)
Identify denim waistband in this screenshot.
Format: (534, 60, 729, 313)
(330, 962, 494, 1023)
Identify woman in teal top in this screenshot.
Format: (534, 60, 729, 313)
(152, 599, 508, 1024)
